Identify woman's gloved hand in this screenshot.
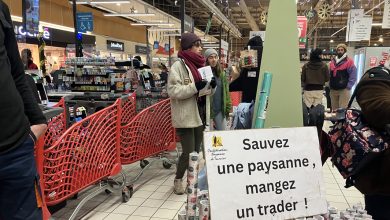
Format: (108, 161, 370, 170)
(210, 77, 217, 88)
(195, 80, 208, 91)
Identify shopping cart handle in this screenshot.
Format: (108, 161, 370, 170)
(40, 106, 64, 121)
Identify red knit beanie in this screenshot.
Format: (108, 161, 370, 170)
(181, 32, 201, 50)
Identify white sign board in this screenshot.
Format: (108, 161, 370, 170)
(221, 39, 229, 51)
(198, 66, 213, 82)
(383, 0, 390, 28)
(249, 31, 266, 41)
(346, 9, 372, 41)
(204, 127, 327, 220)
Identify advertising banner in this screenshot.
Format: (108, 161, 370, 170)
(204, 127, 327, 220)
(23, 0, 40, 34)
(297, 16, 307, 49)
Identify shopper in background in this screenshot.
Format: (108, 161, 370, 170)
(301, 48, 330, 108)
(21, 48, 39, 70)
(204, 48, 232, 130)
(159, 63, 169, 87)
(329, 44, 357, 110)
(229, 36, 263, 103)
(167, 32, 216, 195)
(0, 1, 47, 219)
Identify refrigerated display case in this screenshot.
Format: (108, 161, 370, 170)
(354, 47, 390, 86)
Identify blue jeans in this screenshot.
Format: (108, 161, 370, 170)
(0, 134, 43, 220)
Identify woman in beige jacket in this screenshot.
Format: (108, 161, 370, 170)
(168, 33, 216, 195)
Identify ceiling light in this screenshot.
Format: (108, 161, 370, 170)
(379, 36, 384, 42)
(116, 3, 120, 6)
(372, 23, 383, 26)
(330, 39, 334, 43)
(374, 43, 378, 46)
(104, 13, 155, 17)
(131, 23, 174, 26)
(72, 0, 130, 4)
(164, 34, 181, 37)
(148, 28, 181, 31)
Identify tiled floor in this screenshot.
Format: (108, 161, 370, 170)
(52, 120, 364, 220)
(52, 159, 364, 220)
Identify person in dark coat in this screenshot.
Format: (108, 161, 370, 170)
(355, 60, 390, 220)
(301, 48, 330, 108)
(0, 1, 47, 219)
(229, 36, 263, 103)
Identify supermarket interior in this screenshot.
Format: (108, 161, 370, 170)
(1, 0, 390, 220)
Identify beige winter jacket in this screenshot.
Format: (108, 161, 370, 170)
(167, 59, 202, 128)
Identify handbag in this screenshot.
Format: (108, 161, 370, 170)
(328, 67, 390, 195)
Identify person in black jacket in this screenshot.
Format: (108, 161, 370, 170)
(229, 36, 263, 103)
(0, 1, 47, 219)
(301, 48, 330, 108)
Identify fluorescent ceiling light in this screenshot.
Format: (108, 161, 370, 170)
(164, 34, 181, 36)
(104, 13, 155, 17)
(372, 23, 383, 26)
(73, 0, 130, 4)
(131, 23, 174, 26)
(148, 28, 181, 31)
(203, 41, 218, 44)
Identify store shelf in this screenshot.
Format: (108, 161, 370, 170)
(71, 90, 111, 92)
(71, 83, 109, 86)
(66, 73, 109, 76)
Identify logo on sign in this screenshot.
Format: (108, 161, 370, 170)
(369, 57, 378, 67)
(111, 42, 123, 50)
(212, 136, 223, 148)
(14, 25, 50, 40)
(107, 40, 124, 51)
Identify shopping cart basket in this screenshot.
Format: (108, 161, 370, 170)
(120, 99, 177, 174)
(135, 92, 168, 112)
(40, 98, 126, 220)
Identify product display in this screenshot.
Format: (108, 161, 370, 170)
(186, 152, 200, 219)
(63, 57, 131, 93)
(240, 49, 258, 69)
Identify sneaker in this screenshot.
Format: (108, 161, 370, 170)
(173, 179, 185, 195)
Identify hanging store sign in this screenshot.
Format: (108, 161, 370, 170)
(184, 14, 194, 33)
(297, 16, 308, 49)
(107, 40, 124, 51)
(204, 127, 327, 219)
(346, 9, 372, 42)
(76, 12, 94, 33)
(249, 31, 266, 41)
(23, 0, 40, 34)
(383, 0, 390, 29)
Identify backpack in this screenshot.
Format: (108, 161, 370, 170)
(328, 66, 390, 195)
(231, 102, 254, 129)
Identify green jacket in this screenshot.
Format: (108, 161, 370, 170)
(211, 70, 232, 119)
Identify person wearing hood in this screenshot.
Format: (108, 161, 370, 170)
(204, 48, 232, 130)
(167, 33, 216, 195)
(229, 36, 263, 103)
(329, 44, 357, 110)
(301, 48, 330, 108)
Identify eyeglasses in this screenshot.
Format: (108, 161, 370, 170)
(193, 41, 203, 48)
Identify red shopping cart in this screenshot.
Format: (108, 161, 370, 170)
(120, 98, 177, 172)
(39, 98, 125, 220)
